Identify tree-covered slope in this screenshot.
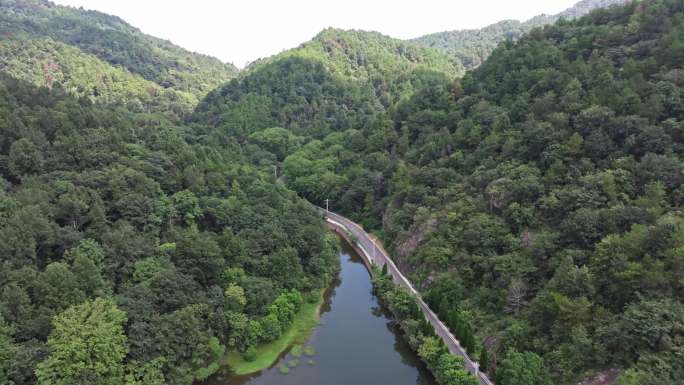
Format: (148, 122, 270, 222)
(229, 1, 683, 383)
(1, 0, 238, 96)
(0, 74, 337, 385)
(0, 0, 238, 115)
(193, 29, 462, 142)
(193, 56, 385, 141)
(251, 28, 464, 80)
(410, 0, 627, 68)
(0, 35, 202, 115)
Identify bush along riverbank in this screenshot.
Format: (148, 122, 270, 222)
(371, 265, 480, 385)
(194, 287, 326, 379)
(223, 288, 326, 375)
(196, 234, 340, 378)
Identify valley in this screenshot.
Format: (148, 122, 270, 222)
(204, 236, 437, 385)
(0, 1, 682, 385)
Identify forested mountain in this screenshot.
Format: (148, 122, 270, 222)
(410, 0, 627, 68)
(0, 0, 238, 115)
(249, 28, 464, 81)
(1, 0, 683, 385)
(0, 74, 337, 385)
(193, 28, 462, 144)
(205, 1, 684, 384)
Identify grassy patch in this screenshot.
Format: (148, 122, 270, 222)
(290, 345, 303, 357)
(303, 346, 316, 356)
(224, 290, 324, 375)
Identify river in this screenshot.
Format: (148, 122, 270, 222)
(204, 236, 436, 385)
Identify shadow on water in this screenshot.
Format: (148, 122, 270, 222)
(203, 235, 436, 385)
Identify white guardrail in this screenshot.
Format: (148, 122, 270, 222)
(320, 208, 494, 385)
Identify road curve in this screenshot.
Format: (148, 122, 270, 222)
(321, 209, 494, 385)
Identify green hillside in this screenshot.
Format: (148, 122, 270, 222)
(194, 28, 462, 141)
(1, 1, 683, 385)
(0, 0, 238, 115)
(410, 0, 626, 68)
(251, 28, 464, 80)
(1, 0, 238, 95)
(230, 1, 684, 384)
(0, 72, 338, 385)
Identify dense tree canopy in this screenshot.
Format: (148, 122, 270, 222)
(1, 0, 681, 384)
(197, 1, 684, 383)
(411, 0, 625, 69)
(0, 73, 338, 385)
(0, 0, 238, 116)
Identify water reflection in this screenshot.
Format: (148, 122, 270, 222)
(203, 236, 436, 385)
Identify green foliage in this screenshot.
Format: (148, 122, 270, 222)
(0, 0, 237, 101)
(193, 29, 462, 148)
(0, 0, 239, 119)
(251, 28, 463, 84)
(36, 298, 128, 385)
(290, 345, 303, 357)
(303, 346, 316, 356)
(373, 272, 479, 385)
(0, 66, 337, 384)
(242, 347, 257, 362)
(496, 349, 552, 385)
(411, 0, 625, 69)
(478, 348, 489, 373)
(193, 1, 684, 383)
(0, 317, 17, 385)
(8, 138, 44, 177)
(2, 1, 683, 384)
(124, 358, 166, 385)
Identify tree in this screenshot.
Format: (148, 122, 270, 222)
(170, 190, 202, 226)
(0, 317, 16, 385)
(504, 279, 528, 315)
(8, 138, 43, 177)
(7, 339, 49, 385)
(417, 336, 443, 367)
(259, 313, 282, 342)
(123, 358, 165, 385)
(0, 283, 33, 340)
(66, 239, 109, 298)
(227, 312, 251, 351)
(462, 323, 476, 354)
(496, 349, 552, 385)
(36, 298, 128, 385)
(600, 298, 684, 363)
(173, 229, 224, 286)
(548, 256, 595, 298)
(224, 284, 246, 312)
(479, 347, 489, 373)
(34, 263, 85, 312)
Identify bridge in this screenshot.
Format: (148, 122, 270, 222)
(321, 208, 494, 385)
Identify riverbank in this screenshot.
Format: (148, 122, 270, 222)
(322, 210, 489, 385)
(223, 289, 325, 375)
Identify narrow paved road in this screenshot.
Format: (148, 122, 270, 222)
(322, 209, 494, 385)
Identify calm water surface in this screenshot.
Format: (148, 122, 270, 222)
(204, 237, 436, 385)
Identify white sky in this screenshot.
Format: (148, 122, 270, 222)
(52, 0, 579, 68)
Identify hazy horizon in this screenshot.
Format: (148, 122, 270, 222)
(51, 0, 580, 68)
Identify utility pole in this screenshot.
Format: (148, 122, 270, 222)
(325, 198, 329, 212)
(273, 165, 277, 179)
